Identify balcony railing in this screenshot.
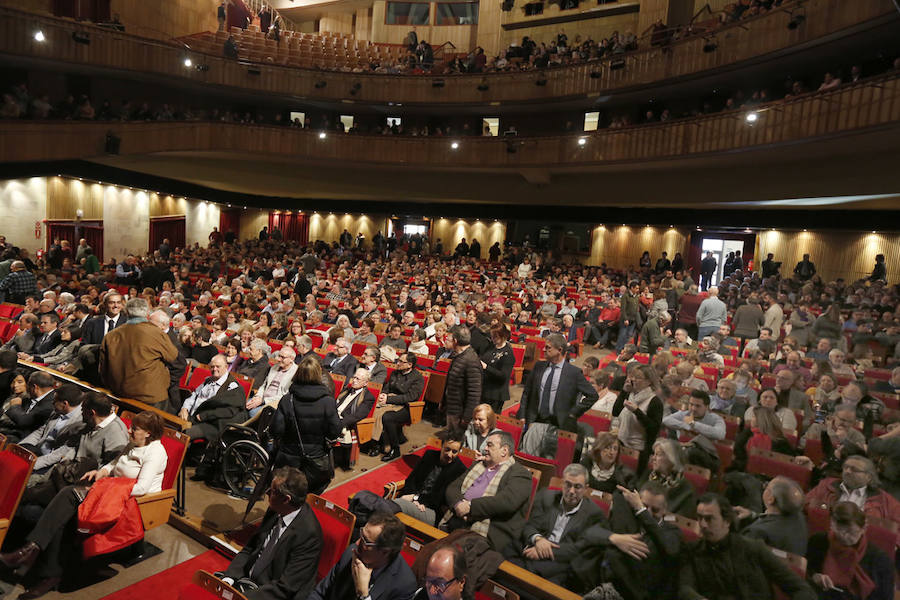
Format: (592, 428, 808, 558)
(2, 75, 898, 166)
(1, 0, 895, 105)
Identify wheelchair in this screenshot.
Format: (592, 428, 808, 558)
(218, 406, 277, 499)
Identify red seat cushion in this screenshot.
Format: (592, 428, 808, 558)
(160, 433, 188, 490)
(309, 504, 352, 581)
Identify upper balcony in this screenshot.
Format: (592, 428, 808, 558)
(1, 0, 896, 107)
(3, 73, 899, 213)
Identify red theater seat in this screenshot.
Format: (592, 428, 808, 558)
(179, 570, 249, 600)
(306, 493, 355, 581)
(496, 415, 524, 450)
(0, 443, 36, 548)
(747, 448, 812, 490)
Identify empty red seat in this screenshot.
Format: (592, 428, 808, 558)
(306, 493, 355, 581)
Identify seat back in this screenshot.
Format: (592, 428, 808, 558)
(181, 570, 250, 600)
(331, 374, 345, 397)
(555, 430, 578, 478)
(0, 432, 5, 450)
(664, 513, 700, 542)
(160, 428, 191, 491)
(683, 464, 711, 495)
(476, 581, 520, 600)
(770, 547, 807, 600)
(178, 363, 193, 390)
(307, 493, 356, 581)
(618, 446, 640, 472)
(515, 453, 555, 491)
(865, 517, 899, 557)
(0, 444, 35, 521)
(233, 372, 254, 400)
(747, 448, 812, 490)
(496, 415, 524, 450)
(579, 410, 612, 434)
(400, 536, 423, 567)
(187, 365, 212, 392)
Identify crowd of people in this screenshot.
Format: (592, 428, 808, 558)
(0, 228, 898, 599)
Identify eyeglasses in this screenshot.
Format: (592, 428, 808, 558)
(357, 531, 379, 549)
(425, 578, 458, 593)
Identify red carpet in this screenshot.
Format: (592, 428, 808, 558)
(321, 447, 428, 508)
(98, 549, 231, 600)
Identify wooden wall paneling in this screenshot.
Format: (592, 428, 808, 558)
(108, 0, 219, 41)
(757, 231, 900, 283)
(46, 177, 103, 220)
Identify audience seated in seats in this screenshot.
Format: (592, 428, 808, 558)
(359, 346, 387, 384)
(733, 476, 808, 555)
(1, 313, 40, 354)
(504, 463, 610, 590)
(589, 481, 681, 600)
(333, 368, 375, 468)
(18, 384, 85, 474)
(580, 432, 635, 493)
(663, 389, 725, 470)
(238, 338, 277, 389)
(732, 405, 798, 476)
(442, 325, 483, 431)
(442, 431, 532, 550)
(412, 545, 469, 600)
(613, 364, 663, 477)
(26, 312, 62, 358)
(744, 387, 798, 431)
(462, 403, 502, 455)
(799, 402, 865, 455)
(679, 493, 816, 600)
(0, 411, 168, 599)
(673, 361, 709, 393)
(394, 428, 467, 526)
(0, 350, 18, 395)
(0, 370, 56, 443)
(805, 455, 900, 524)
(99, 298, 179, 409)
(369, 352, 425, 460)
(323, 337, 359, 379)
(806, 501, 895, 600)
(709, 378, 748, 417)
(243, 346, 298, 421)
(19, 392, 129, 512)
(271, 357, 342, 495)
(518, 333, 597, 457)
(308, 511, 417, 600)
(867, 423, 900, 500)
(636, 438, 697, 517)
(218, 467, 323, 600)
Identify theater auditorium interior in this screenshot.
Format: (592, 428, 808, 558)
(0, 0, 899, 598)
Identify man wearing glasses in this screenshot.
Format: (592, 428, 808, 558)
(368, 352, 426, 460)
(414, 546, 467, 600)
(243, 346, 299, 422)
(219, 467, 322, 599)
(504, 464, 614, 589)
(323, 337, 359, 379)
(309, 512, 417, 600)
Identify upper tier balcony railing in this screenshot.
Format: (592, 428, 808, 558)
(2, 74, 898, 167)
(1, 1, 896, 105)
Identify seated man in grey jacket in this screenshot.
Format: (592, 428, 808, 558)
(19, 392, 129, 511)
(19, 384, 85, 475)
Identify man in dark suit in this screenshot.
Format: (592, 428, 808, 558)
(179, 354, 246, 442)
(0, 371, 56, 443)
(323, 337, 358, 379)
(334, 368, 376, 469)
(601, 482, 681, 600)
(220, 467, 322, 600)
(360, 347, 387, 384)
(505, 464, 607, 587)
(28, 313, 62, 357)
(518, 334, 597, 453)
(308, 512, 417, 600)
(393, 429, 466, 525)
(80, 293, 125, 346)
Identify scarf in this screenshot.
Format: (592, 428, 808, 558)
(591, 463, 616, 483)
(822, 531, 875, 600)
(440, 459, 514, 538)
(648, 469, 684, 490)
(617, 387, 655, 451)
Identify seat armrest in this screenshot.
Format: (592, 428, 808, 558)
(356, 417, 375, 445)
(136, 489, 176, 530)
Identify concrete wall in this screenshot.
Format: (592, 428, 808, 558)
(103, 187, 150, 261)
(0, 178, 47, 253)
(185, 200, 221, 247)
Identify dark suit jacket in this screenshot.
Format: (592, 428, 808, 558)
(519, 360, 598, 431)
(323, 353, 358, 379)
(224, 506, 322, 600)
(367, 362, 387, 384)
(336, 387, 375, 429)
(308, 546, 417, 600)
(2, 390, 56, 438)
(81, 313, 126, 346)
(445, 461, 533, 551)
(519, 489, 606, 564)
(31, 329, 62, 357)
(403, 449, 466, 513)
(192, 374, 246, 429)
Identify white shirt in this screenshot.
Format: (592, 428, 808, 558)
(182, 372, 229, 416)
(102, 439, 168, 496)
(838, 483, 867, 511)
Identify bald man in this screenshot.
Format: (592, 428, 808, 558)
(180, 354, 246, 442)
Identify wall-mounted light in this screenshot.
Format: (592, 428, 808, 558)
(450, 141, 459, 150)
(745, 111, 759, 124)
(33, 30, 45, 42)
(318, 132, 327, 139)
(183, 57, 193, 68)
(577, 137, 586, 146)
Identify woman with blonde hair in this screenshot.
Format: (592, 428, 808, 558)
(462, 404, 502, 453)
(613, 363, 663, 476)
(581, 432, 635, 492)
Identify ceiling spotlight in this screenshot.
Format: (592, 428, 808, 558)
(318, 132, 327, 139)
(33, 30, 45, 42)
(183, 57, 193, 68)
(450, 141, 459, 150)
(577, 137, 586, 146)
(745, 111, 759, 124)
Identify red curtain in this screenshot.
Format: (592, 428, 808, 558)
(220, 209, 241, 241)
(149, 217, 186, 254)
(269, 212, 308, 245)
(46, 221, 104, 261)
